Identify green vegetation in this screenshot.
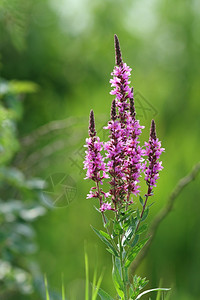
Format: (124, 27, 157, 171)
(0, 0, 200, 299)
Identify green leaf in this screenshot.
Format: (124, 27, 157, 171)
(112, 257, 124, 298)
(85, 250, 89, 300)
(130, 275, 149, 298)
(122, 226, 134, 246)
(92, 270, 104, 300)
(113, 221, 123, 236)
(61, 274, 65, 300)
(141, 207, 149, 222)
(91, 226, 118, 257)
(139, 196, 144, 206)
(98, 288, 114, 300)
(135, 288, 171, 299)
(103, 214, 110, 228)
(106, 248, 116, 256)
(136, 208, 141, 220)
(122, 216, 138, 246)
(136, 224, 148, 235)
(9, 80, 39, 94)
(44, 275, 50, 300)
(124, 267, 129, 283)
(99, 230, 111, 240)
(130, 234, 139, 248)
(119, 209, 135, 222)
(125, 237, 149, 267)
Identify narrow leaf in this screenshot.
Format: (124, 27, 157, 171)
(106, 248, 116, 256)
(113, 221, 123, 235)
(139, 196, 144, 206)
(125, 237, 149, 267)
(135, 288, 171, 299)
(130, 234, 139, 248)
(85, 250, 89, 300)
(99, 230, 111, 240)
(91, 226, 118, 257)
(98, 288, 114, 300)
(141, 207, 149, 221)
(112, 258, 124, 297)
(136, 224, 148, 235)
(44, 275, 50, 300)
(92, 268, 97, 299)
(137, 208, 141, 220)
(92, 270, 104, 300)
(61, 273, 65, 300)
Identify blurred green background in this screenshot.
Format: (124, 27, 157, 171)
(0, 0, 200, 299)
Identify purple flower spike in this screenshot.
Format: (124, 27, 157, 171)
(124, 90, 145, 200)
(84, 110, 108, 201)
(104, 100, 127, 206)
(110, 35, 133, 125)
(144, 119, 165, 195)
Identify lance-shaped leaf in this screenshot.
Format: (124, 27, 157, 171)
(141, 207, 149, 222)
(136, 224, 148, 235)
(113, 221, 123, 236)
(91, 226, 118, 257)
(125, 237, 149, 267)
(135, 288, 171, 299)
(112, 257, 124, 298)
(98, 288, 114, 300)
(139, 196, 144, 207)
(99, 230, 111, 240)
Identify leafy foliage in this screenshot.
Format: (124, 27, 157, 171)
(0, 78, 46, 299)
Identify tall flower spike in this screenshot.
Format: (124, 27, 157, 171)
(104, 100, 126, 207)
(107, 35, 144, 206)
(110, 36, 133, 125)
(124, 89, 144, 200)
(84, 110, 109, 201)
(144, 119, 165, 195)
(114, 34, 123, 66)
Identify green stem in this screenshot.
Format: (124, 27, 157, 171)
(119, 236, 128, 300)
(135, 185, 151, 232)
(125, 186, 151, 262)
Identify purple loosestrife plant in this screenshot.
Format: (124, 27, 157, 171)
(84, 35, 168, 300)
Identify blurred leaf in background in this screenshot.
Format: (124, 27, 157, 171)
(0, 77, 49, 299)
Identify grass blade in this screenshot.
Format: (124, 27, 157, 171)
(44, 274, 50, 300)
(85, 249, 89, 300)
(61, 273, 65, 300)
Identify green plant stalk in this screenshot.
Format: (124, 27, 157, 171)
(119, 235, 128, 300)
(125, 187, 151, 262)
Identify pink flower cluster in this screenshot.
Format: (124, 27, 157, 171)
(104, 100, 127, 206)
(124, 108, 145, 199)
(83, 110, 109, 201)
(84, 35, 164, 213)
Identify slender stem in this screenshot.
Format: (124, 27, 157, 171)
(119, 235, 128, 300)
(96, 181, 107, 223)
(135, 185, 151, 232)
(125, 186, 151, 262)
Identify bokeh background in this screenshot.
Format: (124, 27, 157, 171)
(0, 0, 200, 299)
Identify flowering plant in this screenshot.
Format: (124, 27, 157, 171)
(84, 35, 168, 300)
